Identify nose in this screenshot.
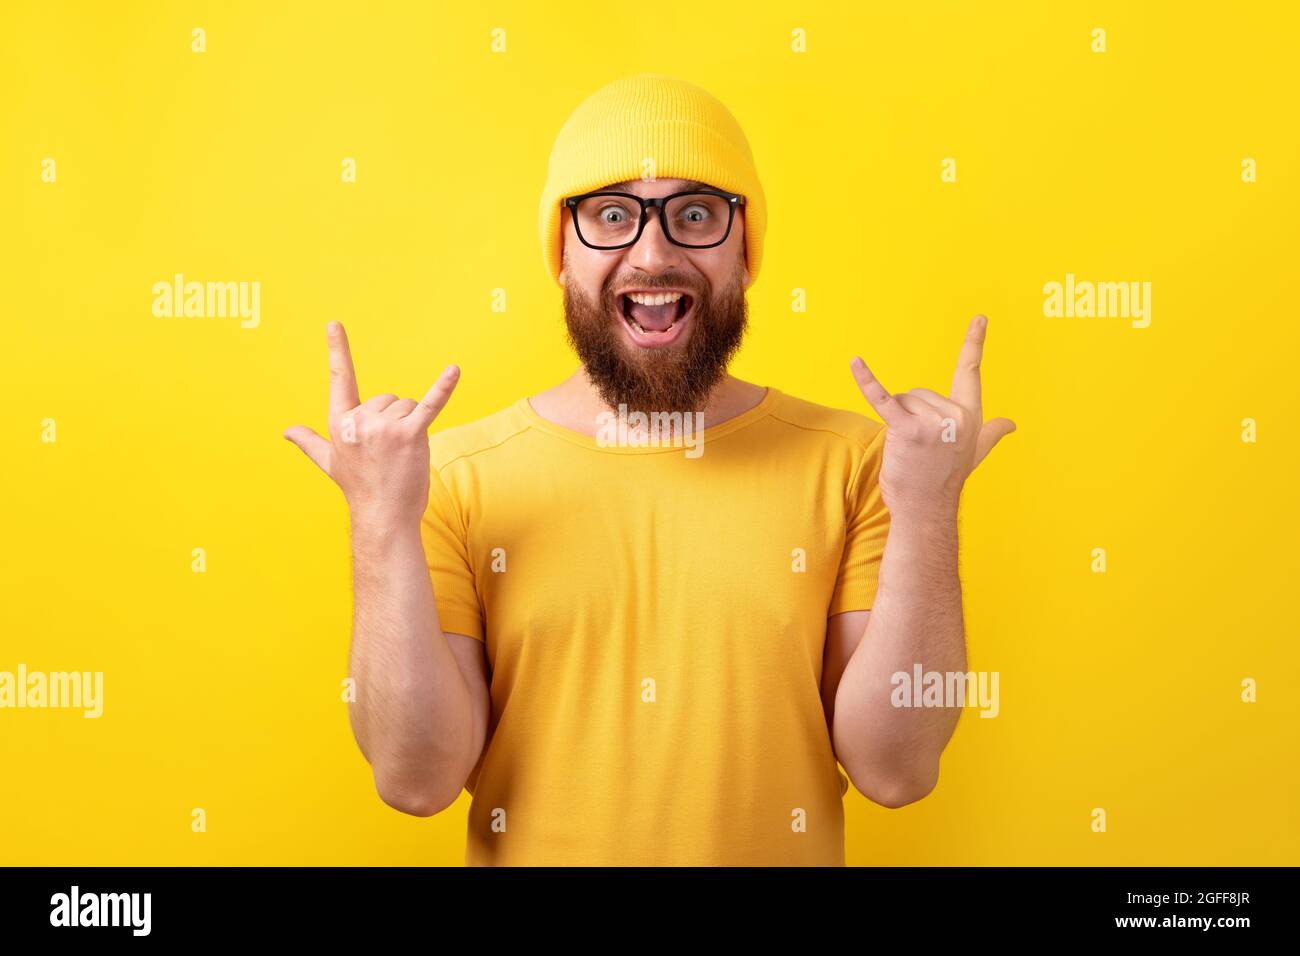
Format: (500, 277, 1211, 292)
(623, 207, 688, 276)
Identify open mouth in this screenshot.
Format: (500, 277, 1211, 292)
(618, 290, 694, 338)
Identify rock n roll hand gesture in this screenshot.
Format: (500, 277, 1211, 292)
(850, 314, 1015, 520)
(283, 321, 460, 528)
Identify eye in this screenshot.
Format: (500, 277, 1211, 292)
(598, 205, 629, 224)
(680, 204, 710, 222)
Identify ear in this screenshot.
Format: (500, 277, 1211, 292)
(558, 213, 571, 286)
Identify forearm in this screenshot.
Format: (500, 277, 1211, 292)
(832, 506, 966, 805)
(347, 516, 474, 813)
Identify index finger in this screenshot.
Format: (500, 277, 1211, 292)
(327, 321, 360, 419)
(950, 314, 987, 413)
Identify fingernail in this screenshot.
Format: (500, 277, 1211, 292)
(327, 321, 339, 334)
(850, 357, 865, 371)
(445, 364, 460, 377)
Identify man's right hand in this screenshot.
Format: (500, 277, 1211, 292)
(284, 321, 460, 529)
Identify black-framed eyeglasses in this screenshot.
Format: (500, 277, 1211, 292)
(564, 188, 745, 251)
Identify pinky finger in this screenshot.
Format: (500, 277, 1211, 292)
(408, 365, 461, 431)
(850, 357, 910, 430)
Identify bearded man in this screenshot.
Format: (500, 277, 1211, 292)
(285, 73, 1015, 866)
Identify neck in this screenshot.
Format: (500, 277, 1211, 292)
(529, 368, 768, 437)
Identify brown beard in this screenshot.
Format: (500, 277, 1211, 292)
(562, 259, 748, 413)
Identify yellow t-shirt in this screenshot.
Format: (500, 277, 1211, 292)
(419, 386, 890, 866)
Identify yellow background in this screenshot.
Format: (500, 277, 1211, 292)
(3, 1, 1296, 865)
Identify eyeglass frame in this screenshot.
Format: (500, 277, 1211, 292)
(563, 188, 746, 251)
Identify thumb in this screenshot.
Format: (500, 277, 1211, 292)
(974, 417, 1016, 467)
(284, 425, 332, 476)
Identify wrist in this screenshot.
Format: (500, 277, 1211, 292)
(349, 509, 422, 556)
(879, 499, 961, 588)
(888, 496, 960, 531)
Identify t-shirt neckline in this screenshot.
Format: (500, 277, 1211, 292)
(515, 386, 781, 454)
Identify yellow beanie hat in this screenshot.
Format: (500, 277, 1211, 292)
(539, 73, 767, 289)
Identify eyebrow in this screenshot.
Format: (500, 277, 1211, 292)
(606, 178, 716, 192)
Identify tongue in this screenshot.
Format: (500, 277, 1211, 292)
(629, 301, 676, 332)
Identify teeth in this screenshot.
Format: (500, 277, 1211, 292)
(628, 316, 674, 334)
(627, 291, 684, 306)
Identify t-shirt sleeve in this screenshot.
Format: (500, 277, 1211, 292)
(419, 463, 485, 642)
(828, 425, 891, 615)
